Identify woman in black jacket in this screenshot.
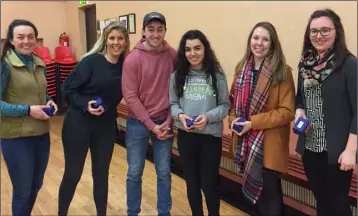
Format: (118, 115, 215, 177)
(58, 21, 130, 216)
(295, 9, 357, 216)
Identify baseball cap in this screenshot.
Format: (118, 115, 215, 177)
(143, 12, 166, 28)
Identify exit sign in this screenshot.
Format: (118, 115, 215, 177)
(79, 1, 89, 6)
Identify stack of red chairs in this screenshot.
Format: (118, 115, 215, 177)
(54, 46, 78, 113)
(33, 46, 57, 100)
(54, 46, 78, 84)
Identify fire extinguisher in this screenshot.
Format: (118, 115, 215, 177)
(59, 32, 70, 46)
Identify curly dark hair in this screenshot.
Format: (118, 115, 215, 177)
(174, 29, 223, 100)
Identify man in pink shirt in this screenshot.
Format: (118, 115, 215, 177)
(122, 12, 176, 216)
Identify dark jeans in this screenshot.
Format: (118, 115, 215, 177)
(256, 168, 284, 216)
(302, 150, 353, 216)
(1, 133, 50, 216)
(177, 129, 222, 216)
(58, 109, 116, 216)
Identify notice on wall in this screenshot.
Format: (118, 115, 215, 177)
(128, 14, 136, 34)
(97, 17, 119, 39)
(119, 15, 128, 29)
(105, 17, 118, 26)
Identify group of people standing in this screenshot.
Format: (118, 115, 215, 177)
(1, 7, 356, 216)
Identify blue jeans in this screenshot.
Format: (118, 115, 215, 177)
(1, 133, 50, 216)
(126, 118, 173, 216)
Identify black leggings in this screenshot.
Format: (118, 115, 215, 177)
(177, 129, 222, 216)
(58, 109, 116, 216)
(302, 150, 353, 216)
(256, 168, 284, 216)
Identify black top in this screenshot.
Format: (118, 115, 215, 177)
(295, 54, 357, 164)
(63, 53, 124, 121)
(252, 69, 260, 90)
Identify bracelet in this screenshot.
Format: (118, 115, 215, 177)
(27, 105, 31, 116)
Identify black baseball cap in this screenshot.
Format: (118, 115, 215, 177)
(143, 12, 166, 28)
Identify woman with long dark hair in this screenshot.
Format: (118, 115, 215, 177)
(169, 29, 230, 216)
(295, 9, 357, 216)
(0, 19, 58, 216)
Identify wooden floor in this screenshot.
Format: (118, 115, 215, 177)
(1, 116, 247, 215)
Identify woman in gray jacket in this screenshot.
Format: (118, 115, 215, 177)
(169, 29, 230, 216)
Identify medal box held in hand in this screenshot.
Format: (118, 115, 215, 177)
(233, 117, 246, 133)
(186, 115, 198, 127)
(42, 105, 55, 117)
(92, 97, 104, 109)
(293, 117, 309, 135)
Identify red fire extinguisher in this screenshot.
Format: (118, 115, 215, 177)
(59, 32, 70, 46)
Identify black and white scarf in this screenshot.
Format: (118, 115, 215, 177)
(298, 47, 336, 88)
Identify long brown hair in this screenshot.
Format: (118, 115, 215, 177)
(301, 9, 353, 70)
(234, 22, 288, 86)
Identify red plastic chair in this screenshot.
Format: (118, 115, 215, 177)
(54, 46, 77, 64)
(33, 46, 55, 64)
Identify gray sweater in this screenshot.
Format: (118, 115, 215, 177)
(169, 68, 230, 137)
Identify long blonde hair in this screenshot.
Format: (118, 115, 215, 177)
(83, 21, 130, 58)
(235, 22, 288, 86)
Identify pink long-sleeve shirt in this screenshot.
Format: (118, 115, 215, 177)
(122, 39, 176, 130)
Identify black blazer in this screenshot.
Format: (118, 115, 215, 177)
(295, 54, 357, 164)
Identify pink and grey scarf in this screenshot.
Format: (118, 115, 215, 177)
(232, 55, 273, 204)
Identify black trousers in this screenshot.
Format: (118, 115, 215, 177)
(177, 129, 222, 216)
(256, 168, 284, 216)
(58, 109, 116, 216)
(302, 150, 353, 216)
